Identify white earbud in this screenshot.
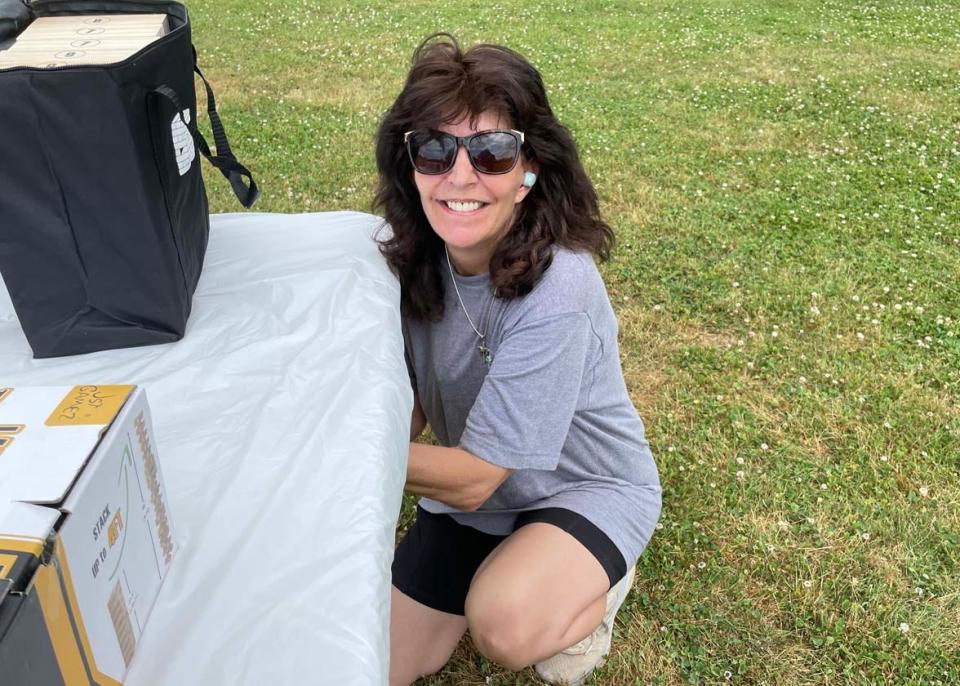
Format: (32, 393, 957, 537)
(521, 171, 538, 188)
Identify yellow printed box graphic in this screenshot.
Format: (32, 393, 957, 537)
(46, 386, 135, 426)
(0, 424, 25, 457)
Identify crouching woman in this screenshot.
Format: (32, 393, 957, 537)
(375, 33, 661, 686)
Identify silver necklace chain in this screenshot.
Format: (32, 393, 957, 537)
(445, 245, 493, 365)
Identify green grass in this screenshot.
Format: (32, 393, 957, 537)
(189, 0, 959, 683)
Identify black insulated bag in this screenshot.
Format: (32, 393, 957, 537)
(0, 0, 259, 358)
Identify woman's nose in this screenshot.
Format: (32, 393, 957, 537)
(446, 145, 477, 185)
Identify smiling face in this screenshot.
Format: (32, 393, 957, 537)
(413, 111, 535, 275)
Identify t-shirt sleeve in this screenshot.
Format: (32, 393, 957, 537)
(459, 312, 593, 470)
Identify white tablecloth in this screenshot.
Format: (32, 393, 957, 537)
(0, 211, 411, 685)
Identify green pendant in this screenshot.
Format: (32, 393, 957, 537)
(478, 343, 492, 366)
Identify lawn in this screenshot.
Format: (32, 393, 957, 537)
(189, 1, 959, 683)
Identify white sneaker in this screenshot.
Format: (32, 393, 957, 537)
(534, 566, 636, 685)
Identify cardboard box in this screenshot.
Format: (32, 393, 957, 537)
(0, 386, 174, 685)
(0, 13, 169, 69)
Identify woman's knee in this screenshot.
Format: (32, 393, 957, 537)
(468, 619, 534, 671)
(464, 593, 539, 671)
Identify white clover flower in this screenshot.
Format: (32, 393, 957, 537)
(736, 457, 745, 465)
(919, 486, 929, 497)
(862, 533, 871, 541)
(761, 443, 769, 451)
(803, 580, 813, 588)
(899, 622, 910, 634)
(736, 470, 745, 480)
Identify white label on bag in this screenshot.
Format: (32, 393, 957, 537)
(171, 109, 196, 176)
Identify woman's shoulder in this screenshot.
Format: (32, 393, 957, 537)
(547, 247, 603, 280)
(539, 247, 605, 298)
(507, 247, 607, 322)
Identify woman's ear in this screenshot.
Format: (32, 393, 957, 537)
(515, 161, 540, 202)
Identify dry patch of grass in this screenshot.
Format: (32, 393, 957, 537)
(615, 305, 739, 413)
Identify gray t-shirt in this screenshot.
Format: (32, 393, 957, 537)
(403, 248, 661, 565)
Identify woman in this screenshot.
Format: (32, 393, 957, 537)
(375, 34, 661, 685)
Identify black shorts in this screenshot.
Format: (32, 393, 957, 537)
(392, 505, 627, 616)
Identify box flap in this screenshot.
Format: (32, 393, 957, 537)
(0, 386, 134, 513)
(0, 498, 58, 553)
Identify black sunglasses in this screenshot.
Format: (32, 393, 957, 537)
(404, 128, 525, 175)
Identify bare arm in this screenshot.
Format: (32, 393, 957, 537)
(405, 442, 512, 512)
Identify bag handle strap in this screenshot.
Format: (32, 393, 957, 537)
(152, 61, 260, 208)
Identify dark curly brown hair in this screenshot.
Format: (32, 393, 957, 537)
(375, 33, 614, 321)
